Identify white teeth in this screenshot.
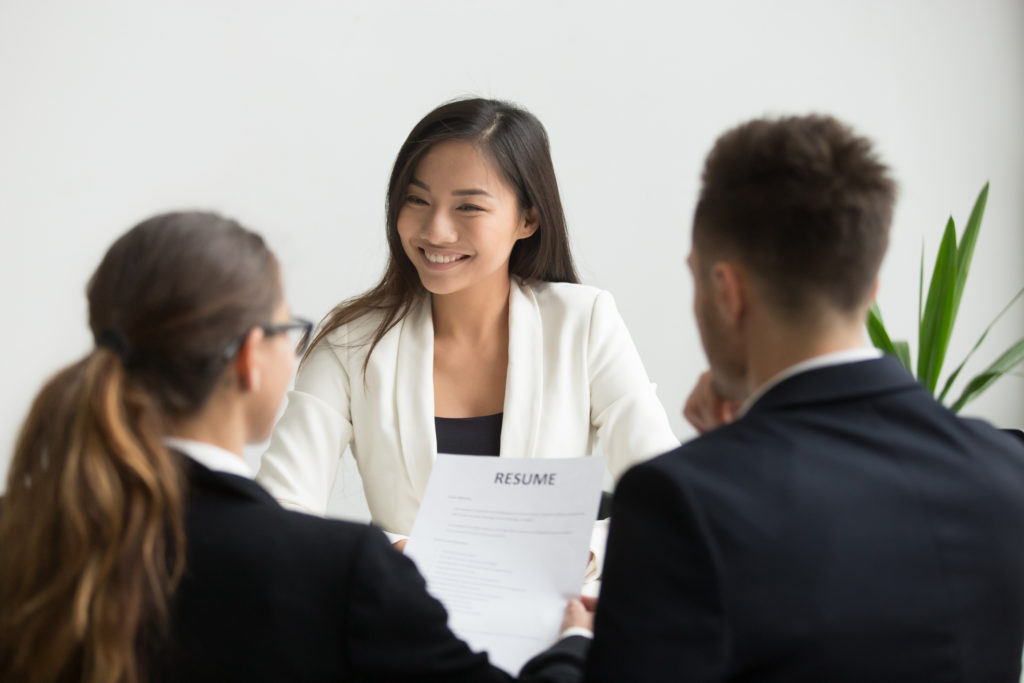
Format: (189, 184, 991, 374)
(424, 250, 464, 264)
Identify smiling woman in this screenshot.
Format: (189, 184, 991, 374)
(256, 97, 680, 583)
(398, 139, 538, 301)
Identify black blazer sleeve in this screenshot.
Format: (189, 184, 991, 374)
(347, 526, 588, 683)
(584, 461, 727, 682)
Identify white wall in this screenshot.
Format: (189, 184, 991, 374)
(2, 0, 1023, 509)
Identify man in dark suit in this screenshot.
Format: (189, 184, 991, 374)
(166, 452, 590, 682)
(584, 115, 1024, 681)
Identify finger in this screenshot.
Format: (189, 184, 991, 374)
(685, 399, 715, 434)
(683, 373, 715, 433)
(719, 400, 739, 424)
(684, 409, 709, 434)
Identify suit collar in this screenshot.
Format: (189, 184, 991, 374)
(739, 348, 882, 416)
(394, 280, 543, 494)
(745, 355, 921, 417)
(177, 453, 281, 507)
(164, 437, 254, 480)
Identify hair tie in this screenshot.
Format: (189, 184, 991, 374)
(96, 329, 134, 362)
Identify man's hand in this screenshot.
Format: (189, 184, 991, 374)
(392, 539, 408, 553)
(683, 370, 740, 434)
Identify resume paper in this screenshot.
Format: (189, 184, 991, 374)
(404, 454, 605, 674)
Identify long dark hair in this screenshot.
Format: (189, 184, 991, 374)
(0, 212, 281, 683)
(308, 97, 580, 368)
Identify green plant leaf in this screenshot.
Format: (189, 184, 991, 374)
(938, 283, 1024, 402)
(917, 218, 959, 392)
(867, 304, 896, 352)
(918, 242, 924, 328)
(866, 304, 912, 373)
(950, 337, 1024, 412)
(893, 340, 912, 373)
(951, 182, 989, 324)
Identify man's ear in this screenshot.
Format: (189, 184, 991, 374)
(518, 207, 540, 240)
(232, 327, 263, 392)
(710, 261, 747, 327)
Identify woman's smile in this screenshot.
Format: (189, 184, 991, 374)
(420, 247, 471, 268)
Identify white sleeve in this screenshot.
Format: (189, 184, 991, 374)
(587, 290, 680, 483)
(585, 291, 679, 581)
(257, 336, 355, 516)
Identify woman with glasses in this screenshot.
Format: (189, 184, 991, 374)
(257, 98, 679, 580)
(0, 211, 591, 682)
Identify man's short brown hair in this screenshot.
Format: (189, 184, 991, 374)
(693, 115, 897, 317)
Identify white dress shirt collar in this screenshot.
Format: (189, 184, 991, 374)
(739, 347, 883, 417)
(164, 437, 255, 480)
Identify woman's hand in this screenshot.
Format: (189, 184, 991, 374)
(683, 370, 740, 434)
(561, 596, 598, 633)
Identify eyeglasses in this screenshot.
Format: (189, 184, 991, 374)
(261, 317, 314, 357)
(222, 316, 314, 360)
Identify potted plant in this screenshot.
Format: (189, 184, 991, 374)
(867, 182, 1024, 435)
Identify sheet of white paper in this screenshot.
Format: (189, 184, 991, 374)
(404, 454, 605, 675)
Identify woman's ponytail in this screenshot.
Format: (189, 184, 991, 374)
(0, 347, 185, 683)
(1, 210, 281, 683)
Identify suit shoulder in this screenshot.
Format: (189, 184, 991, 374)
(308, 301, 415, 371)
(524, 280, 612, 320)
(641, 426, 745, 468)
(527, 280, 603, 303)
(275, 506, 379, 543)
(221, 496, 379, 557)
(317, 306, 388, 349)
(623, 424, 766, 490)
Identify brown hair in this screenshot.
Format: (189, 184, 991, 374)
(693, 114, 897, 317)
(0, 212, 281, 683)
(308, 97, 579, 368)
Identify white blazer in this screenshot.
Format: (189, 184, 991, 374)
(257, 279, 679, 567)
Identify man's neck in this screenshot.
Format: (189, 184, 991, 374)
(743, 317, 870, 399)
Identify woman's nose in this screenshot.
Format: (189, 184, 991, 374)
(421, 208, 458, 244)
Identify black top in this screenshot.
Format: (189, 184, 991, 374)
(435, 413, 503, 456)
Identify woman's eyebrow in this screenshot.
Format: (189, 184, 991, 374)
(409, 178, 492, 198)
(452, 188, 493, 197)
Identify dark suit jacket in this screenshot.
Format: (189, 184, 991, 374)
(163, 458, 588, 682)
(585, 357, 1024, 682)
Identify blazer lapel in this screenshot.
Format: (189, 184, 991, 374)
(500, 279, 543, 460)
(394, 281, 545, 489)
(395, 295, 438, 495)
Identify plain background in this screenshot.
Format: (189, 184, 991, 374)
(2, 0, 1023, 524)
